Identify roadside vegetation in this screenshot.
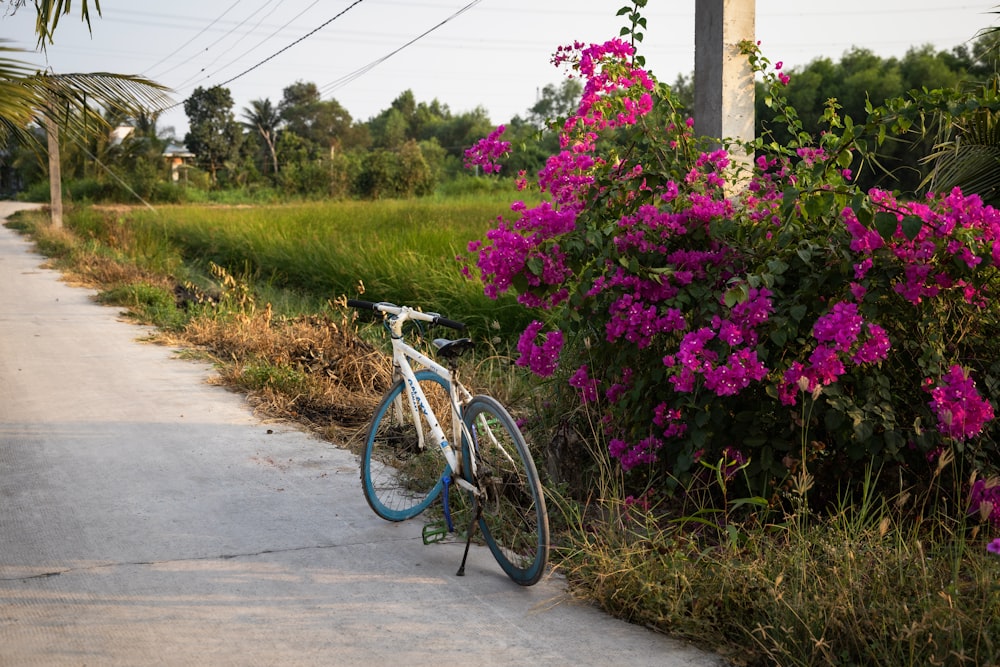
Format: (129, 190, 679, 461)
(8, 174, 1000, 665)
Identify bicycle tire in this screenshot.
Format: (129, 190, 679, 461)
(461, 395, 549, 585)
(361, 370, 452, 521)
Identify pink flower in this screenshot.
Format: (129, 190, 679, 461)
(515, 321, 564, 377)
(813, 302, 862, 352)
(464, 125, 511, 174)
(988, 538, 1000, 555)
(927, 365, 995, 440)
(569, 364, 600, 403)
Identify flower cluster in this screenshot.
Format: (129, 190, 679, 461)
(463, 125, 511, 174)
(568, 364, 599, 403)
(927, 365, 995, 441)
(515, 320, 563, 377)
(777, 301, 891, 406)
(552, 38, 655, 145)
(610, 402, 687, 471)
(845, 188, 1000, 306)
(665, 288, 773, 397)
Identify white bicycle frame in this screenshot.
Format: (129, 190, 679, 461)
(381, 305, 480, 496)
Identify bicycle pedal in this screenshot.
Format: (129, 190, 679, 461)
(422, 521, 449, 544)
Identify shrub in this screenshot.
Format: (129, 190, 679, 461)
(464, 5, 1000, 511)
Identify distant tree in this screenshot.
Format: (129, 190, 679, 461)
(368, 90, 419, 148)
(278, 81, 360, 157)
(184, 85, 243, 186)
(525, 79, 583, 129)
(242, 98, 280, 176)
(354, 139, 434, 199)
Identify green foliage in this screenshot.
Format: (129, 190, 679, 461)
(183, 85, 244, 186)
(237, 362, 310, 395)
(755, 38, 989, 195)
(354, 141, 435, 199)
(96, 282, 188, 330)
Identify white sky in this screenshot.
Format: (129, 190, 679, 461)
(1, 0, 996, 139)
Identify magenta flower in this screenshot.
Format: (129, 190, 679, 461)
(721, 446, 747, 480)
(464, 125, 511, 174)
(568, 364, 600, 403)
(813, 302, 863, 352)
(927, 365, 995, 440)
(515, 321, 564, 377)
(969, 478, 1000, 527)
(609, 435, 664, 471)
(988, 538, 1000, 555)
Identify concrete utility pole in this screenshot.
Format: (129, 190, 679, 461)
(43, 114, 64, 229)
(694, 0, 756, 175)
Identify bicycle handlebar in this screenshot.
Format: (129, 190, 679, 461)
(346, 299, 466, 331)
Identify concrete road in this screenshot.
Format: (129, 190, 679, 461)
(0, 202, 725, 666)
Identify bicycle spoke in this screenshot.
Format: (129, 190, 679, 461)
(361, 371, 451, 521)
(462, 396, 548, 586)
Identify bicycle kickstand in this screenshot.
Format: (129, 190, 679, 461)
(456, 502, 482, 577)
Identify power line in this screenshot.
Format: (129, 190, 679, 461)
(202, 0, 360, 93)
(145, 0, 244, 79)
(170, 0, 299, 91)
(155, 0, 363, 113)
(318, 0, 482, 97)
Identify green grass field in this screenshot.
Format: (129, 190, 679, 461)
(89, 196, 536, 340)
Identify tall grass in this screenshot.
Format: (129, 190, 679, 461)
(120, 199, 534, 338)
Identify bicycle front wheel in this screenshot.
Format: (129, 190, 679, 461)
(361, 370, 451, 521)
(462, 395, 549, 585)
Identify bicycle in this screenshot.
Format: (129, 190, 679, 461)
(347, 299, 549, 586)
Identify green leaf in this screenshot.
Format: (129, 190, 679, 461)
(782, 187, 799, 214)
(901, 214, 923, 240)
(856, 205, 873, 227)
(874, 212, 898, 240)
(724, 283, 749, 308)
(790, 304, 808, 322)
(836, 149, 853, 168)
(767, 258, 789, 274)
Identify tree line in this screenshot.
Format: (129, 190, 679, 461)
(5, 30, 999, 203)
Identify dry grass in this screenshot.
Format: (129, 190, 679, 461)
(174, 304, 393, 444)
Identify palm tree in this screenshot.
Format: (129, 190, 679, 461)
(241, 98, 281, 176)
(1, 2, 170, 225)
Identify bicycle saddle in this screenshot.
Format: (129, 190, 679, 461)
(432, 337, 474, 358)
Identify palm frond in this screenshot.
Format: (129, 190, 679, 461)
(0, 38, 174, 148)
(920, 104, 1000, 203)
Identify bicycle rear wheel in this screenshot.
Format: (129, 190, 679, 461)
(462, 395, 549, 585)
(361, 370, 451, 521)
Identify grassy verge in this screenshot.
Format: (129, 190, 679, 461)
(7, 204, 1000, 666)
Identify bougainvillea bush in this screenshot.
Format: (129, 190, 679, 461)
(464, 7, 1000, 511)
